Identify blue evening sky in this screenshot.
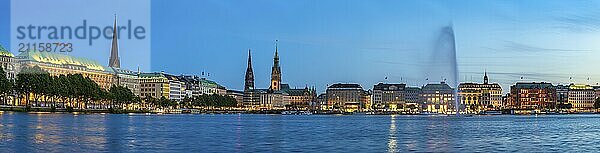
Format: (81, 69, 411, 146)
(3, 0, 600, 92)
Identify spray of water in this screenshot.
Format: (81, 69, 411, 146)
(427, 25, 460, 115)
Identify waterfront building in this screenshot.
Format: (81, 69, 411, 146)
(593, 86, 600, 99)
(316, 93, 327, 110)
(281, 84, 317, 109)
(502, 93, 512, 109)
(404, 87, 422, 104)
(362, 90, 372, 111)
(177, 75, 201, 98)
(199, 78, 226, 95)
(259, 90, 288, 110)
(372, 83, 406, 111)
(16, 51, 114, 89)
(510, 82, 556, 110)
(111, 68, 141, 96)
(164, 73, 185, 101)
(326, 83, 365, 112)
(458, 72, 502, 113)
(568, 84, 595, 110)
(421, 82, 454, 114)
(139, 72, 170, 99)
(0, 45, 18, 80)
(556, 85, 569, 109)
(226, 90, 244, 106)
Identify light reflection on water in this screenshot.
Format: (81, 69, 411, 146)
(1, 113, 600, 152)
(387, 115, 396, 153)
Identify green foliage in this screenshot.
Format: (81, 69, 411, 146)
(595, 98, 600, 109)
(146, 94, 238, 109)
(13, 66, 140, 110)
(0, 66, 12, 96)
(110, 85, 135, 106)
(189, 94, 237, 107)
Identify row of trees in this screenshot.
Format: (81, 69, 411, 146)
(0, 66, 237, 110)
(0, 66, 12, 105)
(143, 93, 238, 109)
(7, 66, 137, 109)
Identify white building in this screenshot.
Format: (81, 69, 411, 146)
(568, 84, 595, 110)
(0, 45, 18, 80)
(164, 73, 185, 101)
(199, 78, 226, 95)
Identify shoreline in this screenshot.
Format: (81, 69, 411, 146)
(1, 107, 598, 116)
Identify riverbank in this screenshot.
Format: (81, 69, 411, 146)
(1, 106, 598, 115)
(0, 106, 150, 114)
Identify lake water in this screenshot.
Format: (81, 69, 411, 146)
(0, 112, 599, 152)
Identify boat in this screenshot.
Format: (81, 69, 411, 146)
(480, 110, 502, 115)
(419, 112, 440, 115)
(281, 110, 312, 115)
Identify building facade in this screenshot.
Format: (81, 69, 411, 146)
(111, 68, 141, 96)
(326, 83, 365, 112)
(226, 90, 244, 106)
(372, 83, 406, 111)
(316, 93, 327, 110)
(593, 86, 600, 99)
(568, 84, 595, 110)
(199, 78, 226, 95)
(421, 82, 454, 114)
(281, 84, 317, 109)
(177, 75, 201, 98)
(510, 82, 556, 110)
(458, 72, 502, 113)
(0, 45, 18, 80)
(556, 85, 569, 109)
(259, 91, 288, 110)
(139, 73, 170, 99)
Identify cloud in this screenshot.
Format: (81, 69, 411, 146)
(503, 41, 592, 53)
(552, 11, 600, 33)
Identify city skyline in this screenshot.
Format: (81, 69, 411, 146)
(3, 0, 600, 93)
(3, 1, 600, 152)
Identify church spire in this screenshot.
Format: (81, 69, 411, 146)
(245, 49, 254, 91)
(484, 69, 489, 84)
(274, 40, 279, 67)
(109, 14, 121, 68)
(270, 40, 281, 91)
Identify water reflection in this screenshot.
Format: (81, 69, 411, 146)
(1, 113, 600, 152)
(387, 115, 397, 153)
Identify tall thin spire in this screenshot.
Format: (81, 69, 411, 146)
(270, 40, 281, 91)
(484, 69, 489, 84)
(109, 14, 121, 68)
(274, 40, 279, 64)
(247, 49, 252, 67)
(244, 49, 254, 91)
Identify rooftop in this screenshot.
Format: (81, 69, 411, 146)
(0, 45, 14, 57)
(422, 82, 453, 91)
(328, 83, 362, 89)
(16, 51, 108, 72)
(373, 83, 406, 91)
(513, 82, 555, 89)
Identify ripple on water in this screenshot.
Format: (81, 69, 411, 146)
(1, 113, 600, 152)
